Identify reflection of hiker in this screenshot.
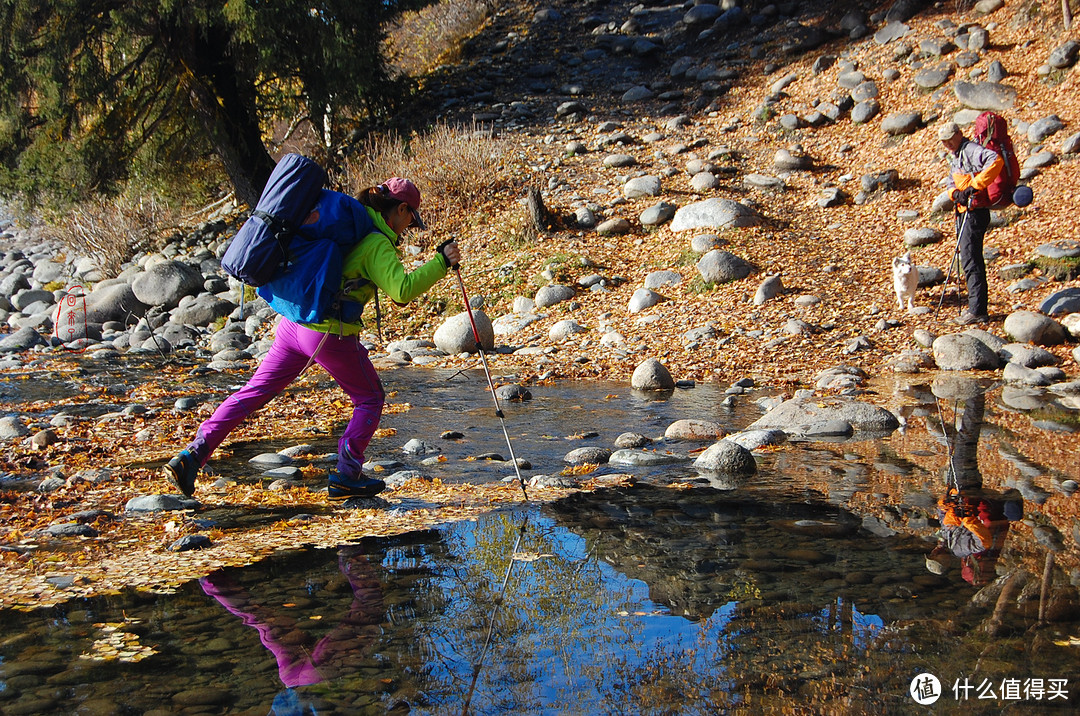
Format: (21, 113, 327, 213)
(938, 121, 1002, 326)
(200, 545, 384, 710)
(165, 179, 461, 500)
(926, 391, 1022, 585)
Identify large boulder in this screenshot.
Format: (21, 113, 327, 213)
(433, 310, 494, 354)
(171, 295, 237, 327)
(84, 282, 147, 324)
(693, 440, 757, 474)
(631, 357, 674, 390)
(1003, 311, 1067, 346)
(0, 326, 47, 353)
(952, 81, 1017, 111)
(1040, 288, 1080, 316)
(932, 333, 1004, 370)
(664, 419, 725, 442)
(670, 199, 764, 232)
(697, 250, 753, 284)
(131, 261, 204, 310)
(747, 398, 900, 434)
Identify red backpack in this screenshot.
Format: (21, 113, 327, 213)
(972, 111, 1020, 208)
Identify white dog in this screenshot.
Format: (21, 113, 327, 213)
(892, 252, 918, 311)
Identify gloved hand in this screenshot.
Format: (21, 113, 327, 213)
(436, 239, 460, 268)
(952, 187, 975, 207)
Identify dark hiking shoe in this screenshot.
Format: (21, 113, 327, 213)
(328, 472, 386, 500)
(953, 310, 989, 326)
(163, 449, 198, 498)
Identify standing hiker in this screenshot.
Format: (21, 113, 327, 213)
(164, 178, 461, 500)
(938, 121, 1003, 326)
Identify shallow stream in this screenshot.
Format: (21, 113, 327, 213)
(1, 356, 1079, 714)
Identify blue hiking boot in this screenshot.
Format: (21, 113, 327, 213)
(163, 449, 198, 498)
(328, 472, 385, 500)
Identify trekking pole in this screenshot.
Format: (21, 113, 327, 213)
(453, 265, 529, 500)
(935, 208, 969, 318)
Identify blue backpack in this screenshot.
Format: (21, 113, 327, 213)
(220, 154, 384, 324)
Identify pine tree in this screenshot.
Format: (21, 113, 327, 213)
(0, 0, 412, 208)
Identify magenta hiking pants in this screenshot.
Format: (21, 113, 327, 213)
(187, 319, 383, 477)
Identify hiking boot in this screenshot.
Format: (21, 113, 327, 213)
(953, 310, 989, 326)
(328, 472, 385, 500)
(163, 449, 198, 498)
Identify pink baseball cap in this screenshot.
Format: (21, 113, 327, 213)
(380, 177, 426, 229)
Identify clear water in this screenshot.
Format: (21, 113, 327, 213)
(1, 357, 1079, 714)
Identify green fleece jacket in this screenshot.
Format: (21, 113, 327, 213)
(304, 207, 448, 336)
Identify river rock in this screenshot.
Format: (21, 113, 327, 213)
(640, 202, 676, 227)
(171, 295, 236, 327)
(434, 310, 494, 354)
(609, 449, 689, 466)
(550, 319, 586, 341)
(0, 416, 30, 439)
(725, 429, 787, 451)
(664, 419, 725, 442)
(851, 100, 880, 124)
(904, 228, 943, 247)
(1040, 288, 1080, 316)
(1028, 115, 1065, 144)
(932, 333, 1004, 370)
(170, 534, 212, 552)
(953, 81, 1017, 111)
(125, 494, 189, 512)
(628, 288, 664, 313)
(644, 270, 683, 289)
(1048, 39, 1080, 69)
(1003, 362, 1053, 386)
(753, 275, 783, 305)
(1000, 343, 1059, 368)
(747, 398, 900, 434)
(534, 284, 576, 309)
(0, 326, 47, 353)
(693, 439, 757, 474)
(131, 261, 204, 310)
(670, 199, 764, 232)
(614, 432, 650, 448)
(623, 176, 662, 199)
(631, 357, 674, 390)
(697, 250, 753, 284)
(1003, 311, 1067, 346)
(881, 112, 922, 135)
(564, 446, 612, 465)
(495, 384, 532, 402)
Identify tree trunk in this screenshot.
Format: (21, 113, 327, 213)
(1065, 0, 1073, 31)
(162, 23, 274, 208)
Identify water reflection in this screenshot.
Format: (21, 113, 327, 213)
(201, 545, 384, 713)
(927, 386, 1023, 586)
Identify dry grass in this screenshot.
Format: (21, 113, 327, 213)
(340, 122, 513, 241)
(385, 0, 493, 78)
(53, 194, 175, 279)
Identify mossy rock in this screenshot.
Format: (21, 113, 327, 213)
(1033, 255, 1080, 281)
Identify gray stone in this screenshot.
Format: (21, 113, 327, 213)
(953, 81, 1017, 111)
(904, 227, 943, 247)
(664, 419, 725, 442)
(747, 398, 900, 433)
(46, 523, 99, 538)
(644, 270, 683, 289)
(171, 295, 236, 327)
(670, 199, 764, 232)
(614, 432, 650, 449)
(1003, 362, 1053, 387)
(1048, 39, 1080, 69)
(549, 319, 586, 341)
(914, 66, 952, 89)
(1063, 132, 1080, 155)
(1028, 115, 1065, 144)
(0, 416, 30, 439)
(495, 384, 532, 402)
(753, 275, 783, 305)
(690, 172, 720, 192)
(0, 326, 46, 353)
(631, 357, 674, 390)
(639, 202, 676, 227)
(1023, 151, 1056, 170)
(874, 21, 910, 45)
(1000, 343, 1059, 368)
(564, 447, 612, 465)
(851, 100, 880, 124)
(609, 449, 689, 466)
(596, 218, 632, 235)
(684, 4, 722, 25)
(623, 175, 662, 199)
(603, 154, 637, 168)
(628, 288, 664, 314)
(693, 440, 757, 474)
(534, 284, 576, 309)
(881, 112, 922, 135)
(170, 534, 213, 552)
(697, 250, 753, 284)
(1035, 241, 1080, 260)
(434, 310, 494, 354)
(249, 453, 293, 467)
(1003, 310, 1067, 345)
(125, 494, 189, 512)
(774, 149, 811, 171)
(932, 333, 1004, 370)
(744, 174, 786, 190)
(725, 429, 787, 451)
(131, 261, 204, 309)
(12, 289, 54, 311)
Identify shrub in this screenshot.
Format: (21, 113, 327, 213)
(340, 122, 511, 240)
(52, 194, 175, 278)
(385, 0, 493, 77)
